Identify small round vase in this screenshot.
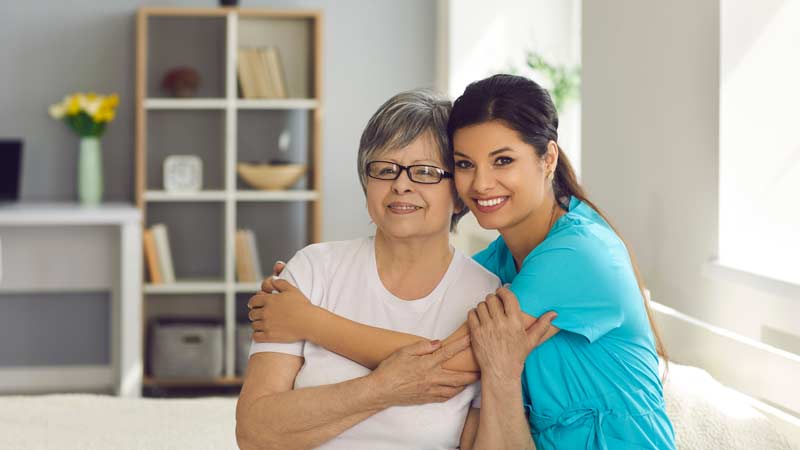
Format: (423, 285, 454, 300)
(79, 136, 103, 205)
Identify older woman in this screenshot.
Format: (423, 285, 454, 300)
(235, 90, 553, 450)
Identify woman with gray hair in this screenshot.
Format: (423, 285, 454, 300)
(235, 90, 554, 450)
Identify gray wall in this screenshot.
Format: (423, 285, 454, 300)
(582, 0, 799, 350)
(0, 0, 436, 369)
(0, 0, 437, 241)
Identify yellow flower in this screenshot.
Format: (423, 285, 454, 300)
(48, 103, 66, 119)
(106, 94, 120, 108)
(66, 95, 80, 116)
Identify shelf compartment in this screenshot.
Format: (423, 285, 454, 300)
(237, 109, 312, 191)
(237, 16, 316, 99)
(235, 202, 308, 284)
(145, 203, 225, 281)
(147, 110, 226, 191)
(146, 16, 227, 99)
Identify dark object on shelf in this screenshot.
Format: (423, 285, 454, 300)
(162, 67, 201, 98)
(268, 159, 292, 165)
(220, 0, 239, 6)
(0, 139, 22, 202)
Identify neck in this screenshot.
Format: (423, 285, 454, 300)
(374, 229, 453, 299)
(500, 194, 566, 270)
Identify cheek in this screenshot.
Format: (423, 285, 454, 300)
(365, 184, 385, 217)
(454, 173, 470, 198)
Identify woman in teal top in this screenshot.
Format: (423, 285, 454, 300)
(472, 196, 674, 449)
(248, 74, 676, 449)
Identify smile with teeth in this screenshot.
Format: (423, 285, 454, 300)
(476, 197, 508, 207)
(388, 203, 421, 211)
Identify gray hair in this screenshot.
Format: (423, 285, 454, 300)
(356, 89, 467, 232)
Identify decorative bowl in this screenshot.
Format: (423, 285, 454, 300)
(236, 162, 307, 190)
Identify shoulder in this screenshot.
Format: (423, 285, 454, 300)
(455, 250, 502, 291)
(471, 235, 507, 272)
(293, 237, 372, 266)
(532, 212, 626, 268)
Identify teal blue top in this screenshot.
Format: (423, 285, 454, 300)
(473, 196, 675, 450)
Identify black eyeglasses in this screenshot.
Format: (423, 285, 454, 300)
(366, 160, 453, 184)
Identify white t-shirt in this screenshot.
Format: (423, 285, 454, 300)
(250, 237, 501, 450)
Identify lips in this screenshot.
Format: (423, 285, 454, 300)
(387, 202, 422, 214)
(473, 196, 509, 213)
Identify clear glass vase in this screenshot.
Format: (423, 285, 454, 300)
(78, 136, 103, 205)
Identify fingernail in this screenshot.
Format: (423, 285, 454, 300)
(276, 260, 285, 265)
(430, 340, 441, 347)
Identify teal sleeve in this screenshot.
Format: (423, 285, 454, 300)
(472, 237, 502, 275)
(509, 232, 625, 343)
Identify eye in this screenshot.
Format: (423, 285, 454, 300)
(413, 166, 436, 176)
(455, 160, 473, 169)
(494, 156, 513, 166)
(379, 166, 398, 175)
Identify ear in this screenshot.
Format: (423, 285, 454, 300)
(544, 140, 560, 172)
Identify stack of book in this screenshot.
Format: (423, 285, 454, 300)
(236, 229, 263, 282)
(143, 223, 176, 284)
(237, 46, 288, 99)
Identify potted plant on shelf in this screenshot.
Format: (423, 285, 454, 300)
(49, 92, 120, 205)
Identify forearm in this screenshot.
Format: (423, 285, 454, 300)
(238, 374, 385, 450)
(472, 379, 535, 450)
(305, 306, 424, 369)
(301, 306, 539, 373)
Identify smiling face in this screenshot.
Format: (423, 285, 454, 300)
(452, 120, 557, 233)
(365, 132, 457, 241)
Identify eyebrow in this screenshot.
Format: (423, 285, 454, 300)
(381, 158, 441, 165)
(454, 147, 514, 158)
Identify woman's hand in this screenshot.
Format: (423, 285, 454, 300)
(369, 336, 480, 408)
(467, 287, 556, 383)
(247, 278, 313, 343)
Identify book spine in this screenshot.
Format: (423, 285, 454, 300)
(237, 48, 255, 99)
(268, 47, 288, 98)
(257, 47, 276, 99)
(143, 228, 163, 284)
(246, 229, 263, 281)
(235, 230, 248, 282)
(151, 223, 176, 283)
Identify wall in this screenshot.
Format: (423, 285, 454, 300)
(581, 0, 799, 361)
(0, 0, 437, 371)
(0, 0, 438, 242)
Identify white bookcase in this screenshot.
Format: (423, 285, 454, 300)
(135, 7, 322, 389)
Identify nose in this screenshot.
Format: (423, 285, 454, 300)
(391, 168, 415, 194)
(470, 164, 495, 194)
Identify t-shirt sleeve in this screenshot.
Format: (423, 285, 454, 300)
(470, 381, 482, 409)
(509, 231, 625, 343)
(248, 248, 324, 357)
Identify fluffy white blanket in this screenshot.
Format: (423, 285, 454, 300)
(0, 362, 794, 449)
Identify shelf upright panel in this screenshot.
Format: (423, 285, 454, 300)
(223, 9, 239, 379)
(310, 12, 324, 244)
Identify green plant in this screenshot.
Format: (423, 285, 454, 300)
(505, 51, 580, 111)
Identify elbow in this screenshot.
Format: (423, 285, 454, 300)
(235, 412, 292, 450)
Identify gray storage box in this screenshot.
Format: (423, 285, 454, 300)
(237, 323, 252, 376)
(149, 318, 224, 378)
